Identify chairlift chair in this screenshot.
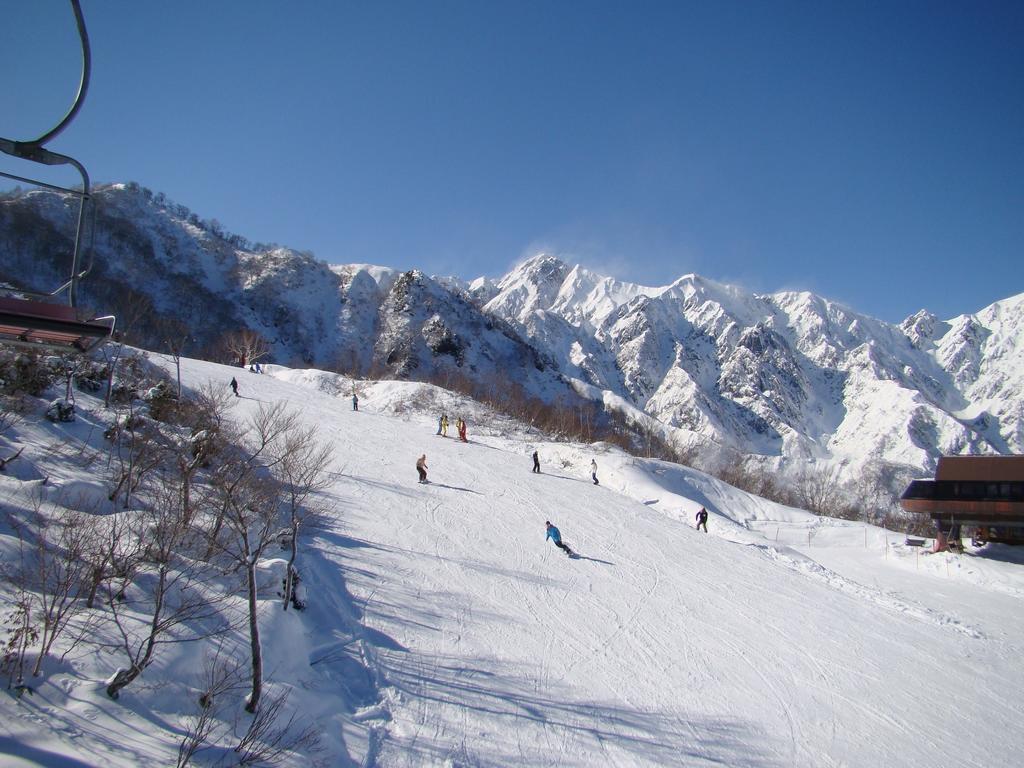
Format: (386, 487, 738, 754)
(0, 0, 115, 353)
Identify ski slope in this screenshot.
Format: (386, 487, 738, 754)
(2, 355, 1023, 767)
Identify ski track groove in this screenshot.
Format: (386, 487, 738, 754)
(713, 572, 844, 761)
(748, 541, 986, 639)
(723, 540, 973, 760)
(684, 550, 909, 766)
(673, 548, 803, 764)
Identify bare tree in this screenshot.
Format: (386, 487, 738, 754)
(1, 593, 36, 695)
(220, 329, 270, 369)
(102, 341, 126, 409)
(102, 352, 164, 506)
(207, 403, 298, 712)
(213, 473, 280, 713)
(270, 422, 333, 612)
(28, 507, 93, 677)
(176, 647, 322, 767)
(80, 511, 135, 610)
(3, 499, 95, 678)
(157, 316, 191, 400)
(232, 688, 322, 766)
(176, 645, 247, 768)
(172, 383, 233, 526)
(56, 352, 89, 406)
(114, 288, 157, 348)
(792, 462, 845, 517)
(103, 484, 228, 700)
(105, 403, 165, 508)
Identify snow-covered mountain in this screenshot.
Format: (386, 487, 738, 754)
(2, 184, 1021, 483)
(0, 185, 575, 409)
(481, 254, 1024, 474)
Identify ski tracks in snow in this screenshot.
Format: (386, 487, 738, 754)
(745, 541, 986, 639)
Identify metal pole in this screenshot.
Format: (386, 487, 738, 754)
(30, 0, 91, 147)
(0, 1, 93, 308)
(65, 155, 90, 307)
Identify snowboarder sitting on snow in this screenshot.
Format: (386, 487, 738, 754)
(532, 450, 541, 473)
(545, 521, 573, 556)
(695, 507, 709, 533)
(416, 453, 428, 484)
(230, 377, 239, 397)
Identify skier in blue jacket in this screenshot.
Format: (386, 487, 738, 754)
(545, 521, 574, 556)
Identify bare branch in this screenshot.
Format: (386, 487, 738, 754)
(233, 688, 322, 766)
(219, 329, 270, 368)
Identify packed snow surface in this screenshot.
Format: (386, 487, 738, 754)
(2, 354, 1023, 766)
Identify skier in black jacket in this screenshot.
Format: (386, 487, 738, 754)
(695, 507, 709, 533)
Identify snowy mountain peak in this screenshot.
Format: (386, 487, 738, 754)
(518, 252, 571, 280)
(483, 254, 572, 324)
(901, 309, 946, 350)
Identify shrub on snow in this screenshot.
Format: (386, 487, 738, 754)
(45, 398, 75, 423)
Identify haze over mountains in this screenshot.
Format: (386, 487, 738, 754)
(2, 182, 1021, 485)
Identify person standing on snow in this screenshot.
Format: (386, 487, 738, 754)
(532, 450, 541, 473)
(352, 393, 359, 411)
(441, 415, 450, 437)
(590, 459, 599, 485)
(230, 377, 239, 397)
(416, 454, 429, 484)
(545, 521, 574, 556)
(695, 507, 709, 533)
(458, 418, 468, 442)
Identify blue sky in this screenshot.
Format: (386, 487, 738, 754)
(4, 1, 1022, 322)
